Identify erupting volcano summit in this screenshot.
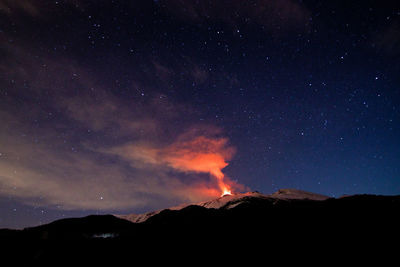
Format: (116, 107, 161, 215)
(117, 189, 330, 223)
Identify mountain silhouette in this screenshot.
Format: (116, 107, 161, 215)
(1, 189, 399, 264)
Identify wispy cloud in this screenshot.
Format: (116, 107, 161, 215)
(374, 20, 400, 55)
(106, 127, 242, 195)
(159, 0, 311, 33)
(0, 0, 39, 16)
(0, 0, 86, 17)
(0, 42, 242, 211)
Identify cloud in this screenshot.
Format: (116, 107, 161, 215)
(0, 42, 241, 211)
(153, 61, 175, 82)
(162, 135, 235, 178)
(191, 65, 209, 84)
(0, 0, 39, 16)
(0, 142, 144, 210)
(161, 134, 239, 194)
(159, 0, 311, 33)
(107, 130, 240, 194)
(374, 20, 400, 55)
(150, 58, 210, 85)
(0, 0, 86, 17)
(60, 93, 160, 137)
(0, 104, 230, 210)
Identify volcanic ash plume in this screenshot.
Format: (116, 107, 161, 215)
(110, 132, 242, 198)
(162, 136, 235, 196)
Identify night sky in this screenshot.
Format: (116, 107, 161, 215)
(1, 0, 399, 229)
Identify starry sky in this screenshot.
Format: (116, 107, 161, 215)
(1, 0, 399, 228)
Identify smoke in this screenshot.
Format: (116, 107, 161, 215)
(0, 39, 245, 213)
(162, 135, 235, 194)
(108, 130, 240, 196)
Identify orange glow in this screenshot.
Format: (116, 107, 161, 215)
(215, 172, 232, 196)
(221, 188, 232, 197)
(162, 136, 235, 196)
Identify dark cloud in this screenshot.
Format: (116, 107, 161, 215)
(0, 0, 40, 16)
(158, 0, 311, 32)
(374, 20, 400, 55)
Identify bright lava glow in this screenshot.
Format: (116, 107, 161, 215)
(221, 189, 232, 197)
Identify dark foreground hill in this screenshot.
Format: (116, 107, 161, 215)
(1, 191, 400, 264)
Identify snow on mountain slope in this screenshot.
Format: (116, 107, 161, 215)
(116, 204, 187, 223)
(117, 211, 160, 224)
(196, 191, 268, 209)
(270, 188, 330, 201)
(116, 189, 330, 223)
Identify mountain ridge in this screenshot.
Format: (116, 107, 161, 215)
(2, 189, 399, 240)
(1, 189, 399, 264)
(116, 188, 330, 223)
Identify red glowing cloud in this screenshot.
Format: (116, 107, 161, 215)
(106, 129, 244, 199)
(161, 136, 235, 195)
(163, 136, 232, 177)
